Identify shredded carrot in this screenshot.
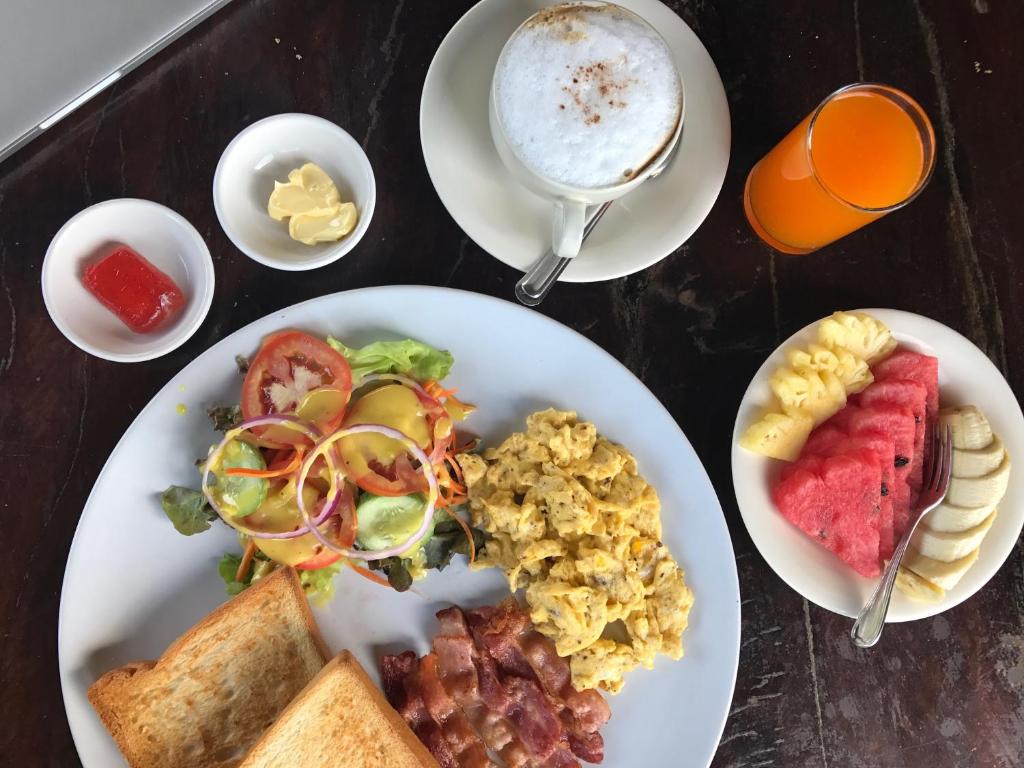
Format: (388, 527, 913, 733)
(349, 561, 391, 587)
(235, 539, 257, 583)
(453, 436, 480, 454)
(444, 508, 476, 565)
(425, 380, 458, 401)
(225, 450, 304, 478)
(338, 486, 357, 548)
(445, 452, 466, 487)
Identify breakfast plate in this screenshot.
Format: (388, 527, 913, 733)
(420, 0, 730, 282)
(59, 286, 740, 767)
(732, 308, 1024, 622)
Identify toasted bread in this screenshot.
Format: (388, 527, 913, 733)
(88, 567, 330, 768)
(239, 650, 438, 768)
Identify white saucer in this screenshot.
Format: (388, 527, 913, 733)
(731, 309, 1024, 622)
(420, 0, 731, 283)
(41, 199, 215, 363)
(213, 113, 376, 271)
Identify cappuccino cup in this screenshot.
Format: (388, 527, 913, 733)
(490, 2, 683, 260)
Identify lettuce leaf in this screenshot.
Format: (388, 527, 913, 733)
(206, 404, 242, 432)
(327, 338, 453, 382)
(218, 553, 251, 596)
(160, 486, 215, 535)
(217, 553, 342, 604)
(423, 518, 487, 571)
(367, 556, 414, 592)
(298, 562, 344, 606)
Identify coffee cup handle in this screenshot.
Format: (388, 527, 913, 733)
(552, 199, 587, 259)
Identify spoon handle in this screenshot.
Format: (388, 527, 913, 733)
(515, 202, 613, 307)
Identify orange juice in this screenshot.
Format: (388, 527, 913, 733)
(743, 84, 935, 254)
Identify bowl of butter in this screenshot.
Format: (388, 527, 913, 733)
(213, 113, 376, 270)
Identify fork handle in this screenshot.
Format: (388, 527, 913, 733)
(850, 527, 918, 648)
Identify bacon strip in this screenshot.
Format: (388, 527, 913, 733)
(466, 601, 610, 763)
(503, 674, 575, 764)
(382, 651, 459, 768)
(435, 607, 534, 768)
(384, 603, 609, 768)
(419, 653, 496, 768)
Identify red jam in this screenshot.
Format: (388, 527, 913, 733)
(82, 246, 185, 333)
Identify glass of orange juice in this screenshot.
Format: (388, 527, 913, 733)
(743, 83, 936, 254)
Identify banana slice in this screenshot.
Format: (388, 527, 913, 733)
(924, 498, 998, 533)
(946, 454, 1011, 508)
(952, 434, 1005, 479)
(913, 510, 997, 562)
(896, 567, 945, 602)
(902, 547, 979, 591)
(939, 406, 994, 450)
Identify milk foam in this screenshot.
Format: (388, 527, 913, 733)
(495, 4, 681, 189)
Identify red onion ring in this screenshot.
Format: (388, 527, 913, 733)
(201, 414, 341, 540)
(295, 423, 438, 561)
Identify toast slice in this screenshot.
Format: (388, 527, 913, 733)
(239, 650, 438, 768)
(88, 567, 330, 768)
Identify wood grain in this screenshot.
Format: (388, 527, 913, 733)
(0, 1, 1020, 766)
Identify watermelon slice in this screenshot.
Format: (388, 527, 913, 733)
(841, 405, 917, 539)
(774, 448, 882, 577)
(855, 378, 928, 503)
(871, 348, 939, 420)
(804, 424, 896, 560)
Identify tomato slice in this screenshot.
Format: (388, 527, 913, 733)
(296, 485, 356, 569)
(241, 331, 352, 440)
(353, 453, 428, 497)
(294, 517, 343, 570)
(338, 384, 433, 496)
(252, 483, 355, 570)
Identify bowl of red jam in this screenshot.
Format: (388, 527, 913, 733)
(42, 199, 215, 362)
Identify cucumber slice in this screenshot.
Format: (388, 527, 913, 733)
(208, 439, 268, 517)
(356, 493, 431, 551)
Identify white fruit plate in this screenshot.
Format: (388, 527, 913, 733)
(731, 308, 1024, 622)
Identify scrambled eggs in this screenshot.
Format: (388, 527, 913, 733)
(458, 409, 694, 693)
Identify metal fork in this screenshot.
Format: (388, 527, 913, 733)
(850, 424, 953, 648)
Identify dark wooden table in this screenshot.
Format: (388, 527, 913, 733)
(1, 1, 1021, 765)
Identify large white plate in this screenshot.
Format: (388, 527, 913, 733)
(60, 287, 740, 767)
(419, 0, 731, 282)
(732, 309, 1024, 622)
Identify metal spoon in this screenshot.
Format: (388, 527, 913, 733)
(514, 137, 681, 307)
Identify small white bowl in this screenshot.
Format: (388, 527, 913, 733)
(41, 199, 215, 363)
(213, 113, 376, 271)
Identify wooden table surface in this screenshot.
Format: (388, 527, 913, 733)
(1, 1, 1021, 765)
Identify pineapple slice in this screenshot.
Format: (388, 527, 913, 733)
(785, 343, 873, 394)
(818, 311, 897, 364)
(738, 311, 893, 462)
(739, 411, 814, 461)
(769, 367, 847, 426)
